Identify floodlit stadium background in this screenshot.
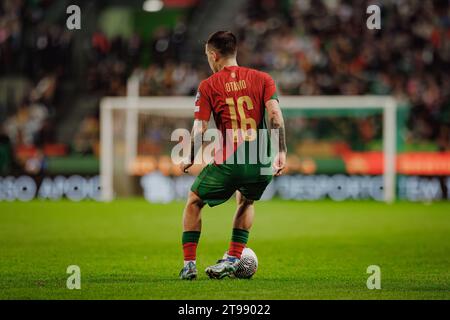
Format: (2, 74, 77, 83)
(0, 0, 449, 300)
(1, 0, 449, 202)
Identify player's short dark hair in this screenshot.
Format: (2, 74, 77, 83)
(206, 31, 237, 57)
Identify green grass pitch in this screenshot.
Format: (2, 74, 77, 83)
(0, 199, 449, 300)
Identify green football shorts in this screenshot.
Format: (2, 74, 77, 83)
(191, 163, 273, 207)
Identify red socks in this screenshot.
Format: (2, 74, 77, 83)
(182, 229, 249, 261)
(228, 228, 250, 259)
(183, 242, 198, 261)
(182, 231, 200, 262)
(228, 242, 246, 259)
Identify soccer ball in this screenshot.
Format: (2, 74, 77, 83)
(223, 247, 258, 279)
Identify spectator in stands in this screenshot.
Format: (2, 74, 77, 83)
(73, 114, 100, 156)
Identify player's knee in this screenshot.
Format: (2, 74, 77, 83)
(238, 195, 254, 207)
(187, 192, 205, 209)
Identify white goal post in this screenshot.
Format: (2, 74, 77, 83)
(100, 95, 397, 203)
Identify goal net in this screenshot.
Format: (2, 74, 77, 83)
(99, 93, 398, 203)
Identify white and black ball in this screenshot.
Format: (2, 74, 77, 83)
(223, 247, 258, 279)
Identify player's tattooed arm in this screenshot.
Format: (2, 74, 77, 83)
(266, 99, 287, 176)
(269, 117, 287, 153)
(182, 119, 208, 173)
(190, 119, 208, 163)
(267, 100, 287, 153)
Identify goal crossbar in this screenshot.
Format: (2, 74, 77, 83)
(100, 96, 397, 202)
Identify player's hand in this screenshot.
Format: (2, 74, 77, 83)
(273, 151, 286, 176)
(180, 162, 193, 174)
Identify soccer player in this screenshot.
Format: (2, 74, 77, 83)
(179, 31, 287, 280)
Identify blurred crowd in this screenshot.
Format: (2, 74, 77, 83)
(85, 23, 203, 96)
(1, 0, 449, 174)
(235, 0, 450, 149)
(0, 0, 73, 174)
(0, 0, 72, 77)
(94, 0, 450, 150)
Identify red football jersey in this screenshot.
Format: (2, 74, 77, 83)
(194, 66, 277, 163)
